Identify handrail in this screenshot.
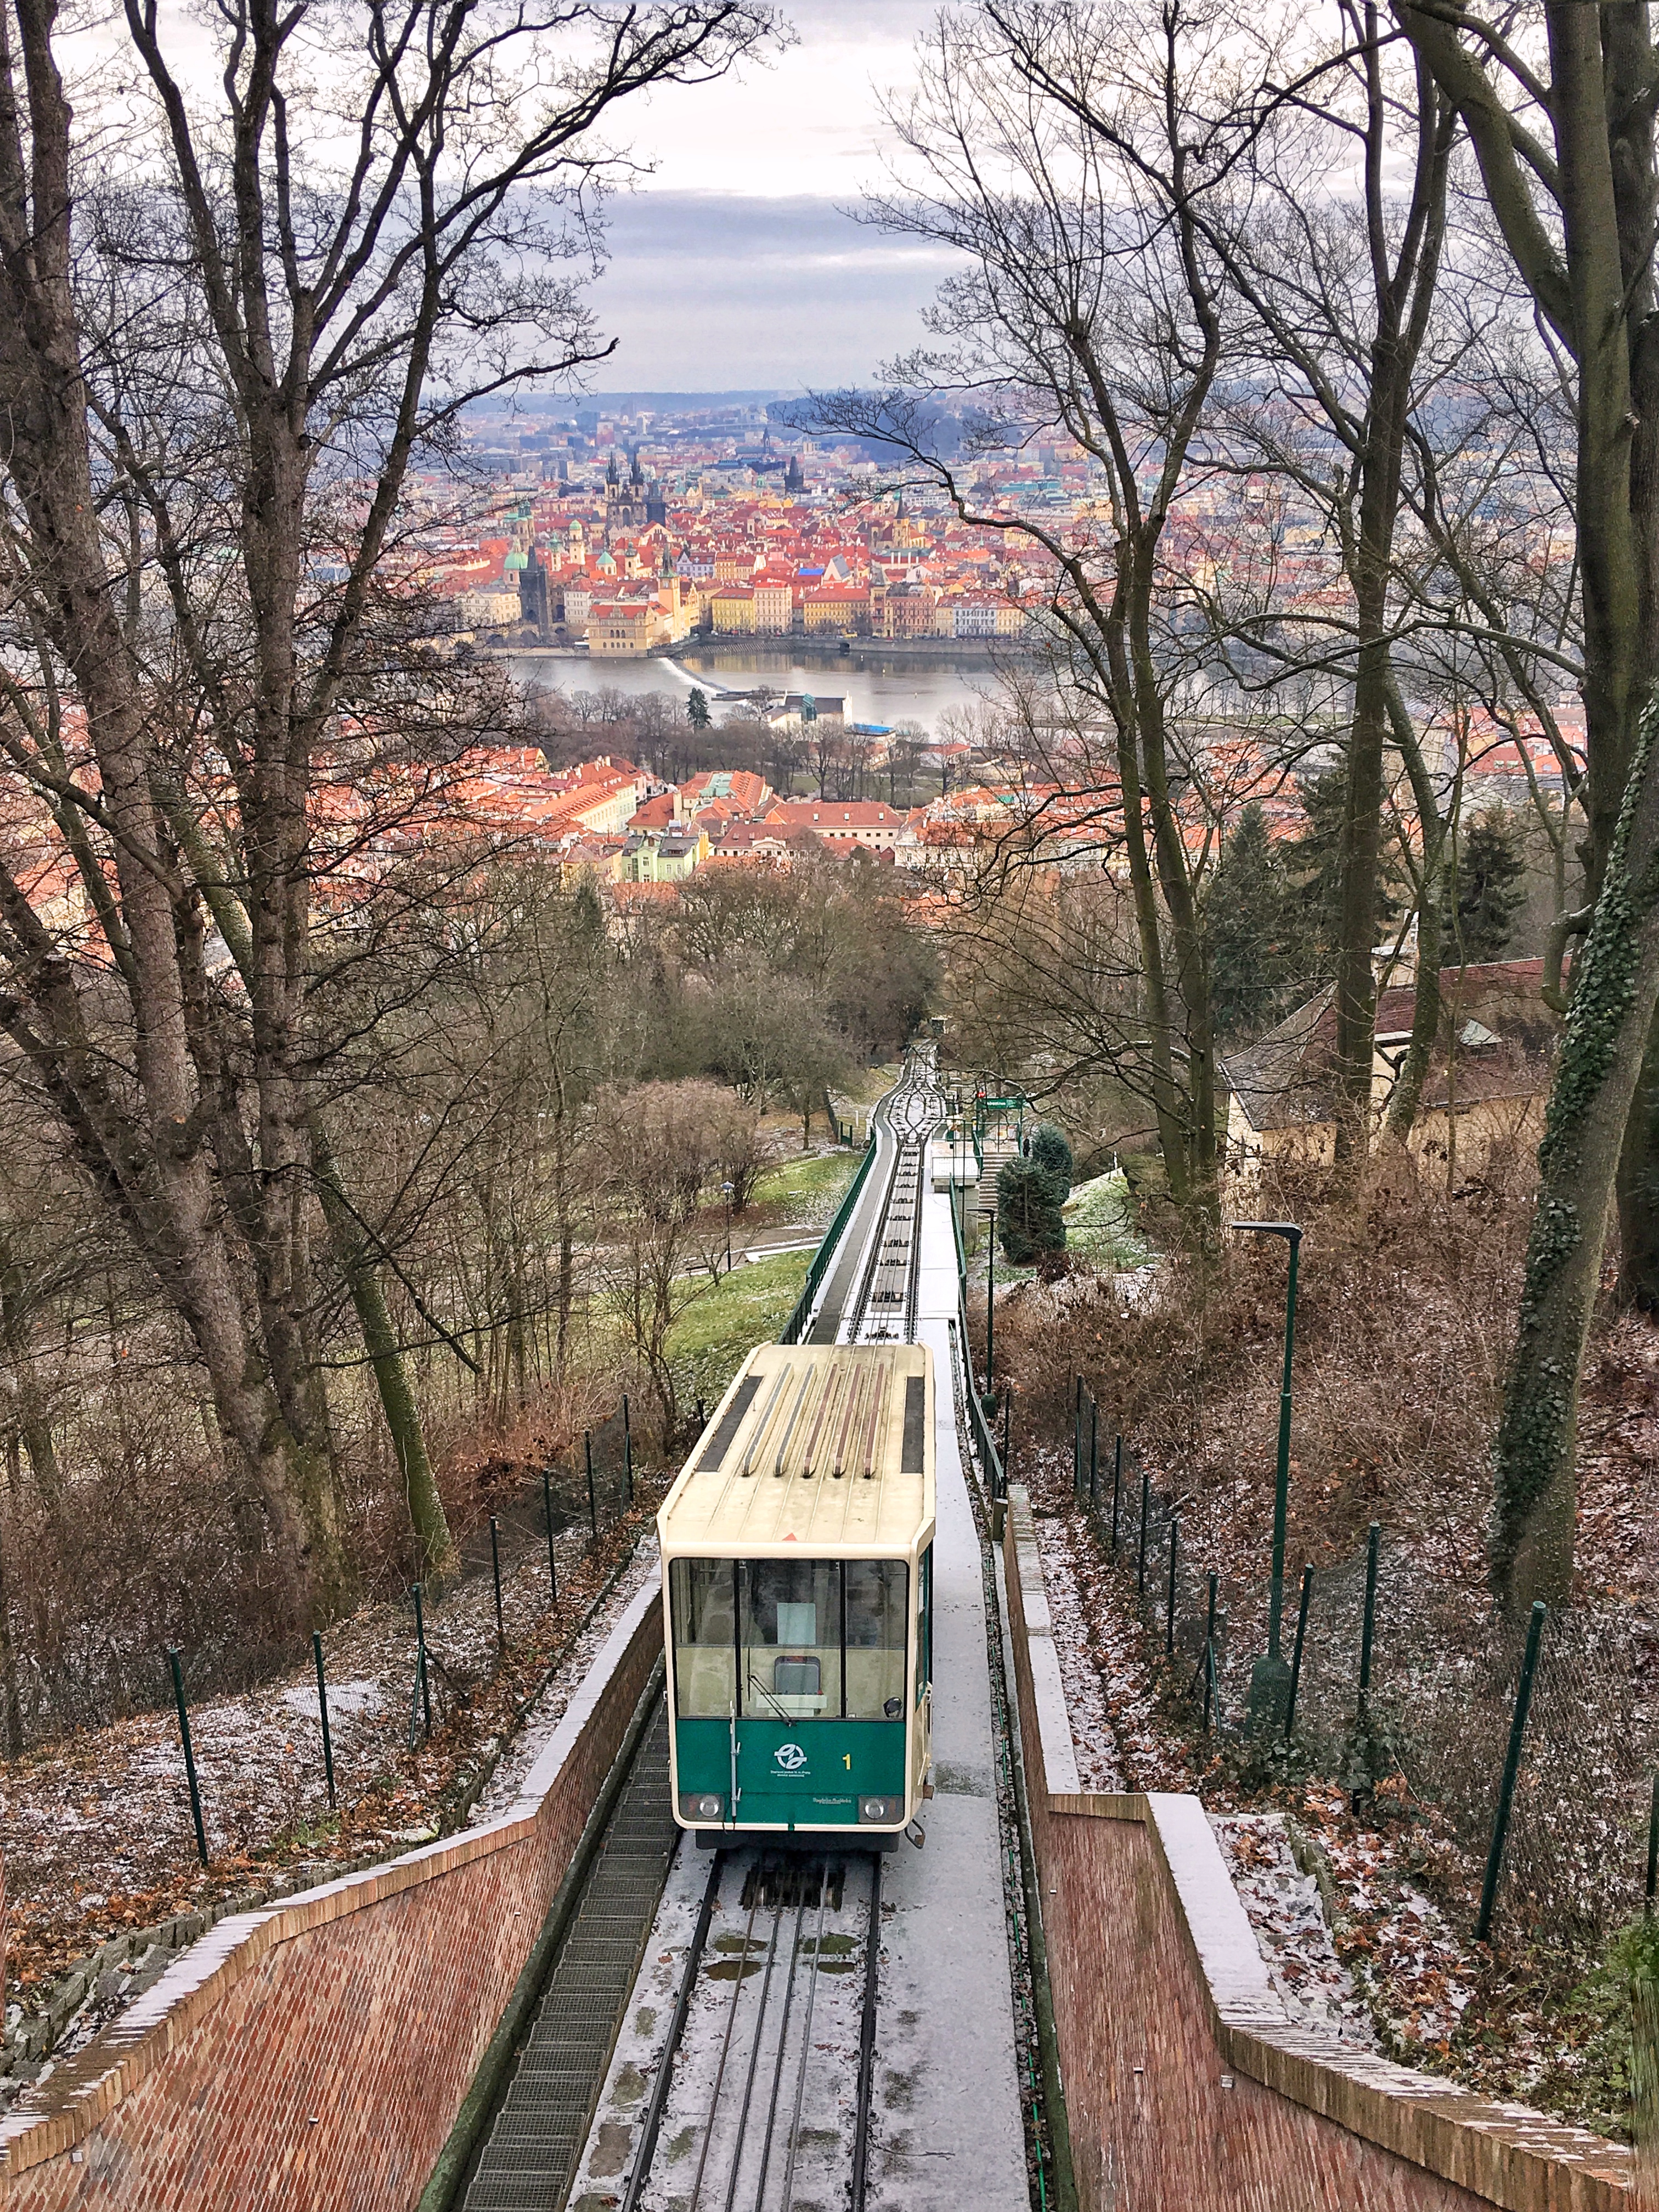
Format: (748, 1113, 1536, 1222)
(777, 1129, 878, 1345)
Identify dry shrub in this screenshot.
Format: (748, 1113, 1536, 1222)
(4, 1367, 302, 1742)
(1000, 1132, 1659, 1952)
(2, 1329, 645, 1748)
(996, 1141, 1533, 1581)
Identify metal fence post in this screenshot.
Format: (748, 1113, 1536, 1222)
(585, 1429, 598, 1538)
(1202, 1571, 1218, 1731)
(490, 1515, 505, 1649)
(1648, 1774, 1659, 1915)
(412, 1582, 432, 1739)
(696, 1397, 706, 1431)
(1284, 1566, 1313, 1742)
(1136, 1460, 1150, 1596)
(1088, 1397, 1099, 1508)
(1111, 1436, 1122, 1552)
(1477, 1600, 1547, 1942)
(1002, 1394, 1011, 1490)
(313, 1631, 336, 1808)
(1073, 1375, 1082, 1496)
(1357, 1522, 1380, 1729)
(1165, 1516, 1179, 1655)
(623, 1395, 635, 1505)
(543, 1466, 558, 1605)
(167, 1647, 208, 1866)
(985, 1209, 996, 1386)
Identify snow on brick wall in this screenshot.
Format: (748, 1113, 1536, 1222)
(0, 1584, 663, 2212)
(998, 1490, 1634, 2212)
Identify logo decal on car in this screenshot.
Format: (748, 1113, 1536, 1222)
(774, 1741, 808, 1772)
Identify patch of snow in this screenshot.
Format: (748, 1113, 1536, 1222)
(1209, 1813, 1377, 2047)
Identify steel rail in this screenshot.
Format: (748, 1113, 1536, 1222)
(619, 1849, 726, 2212)
(777, 1860, 832, 2212)
(686, 1870, 766, 2212)
(720, 1871, 789, 2212)
(750, 1876, 812, 2210)
(844, 1130, 906, 1344)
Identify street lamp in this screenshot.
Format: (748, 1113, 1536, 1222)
(720, 1182, 734, 1278)
(1229, 1218, 1303, 1726)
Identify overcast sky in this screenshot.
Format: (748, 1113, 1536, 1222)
(586, 2, 951, 393)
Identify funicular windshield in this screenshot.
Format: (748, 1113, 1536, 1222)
(669, 1557, 910, 1721)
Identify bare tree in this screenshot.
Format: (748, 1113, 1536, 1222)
(0, 0, 778, 1620)
(1188, 7, 1458, 1156)
(1391, 0, 1659, 1609)
(811, 1, 1243, 1211)
(592, 1080, 746, 1446)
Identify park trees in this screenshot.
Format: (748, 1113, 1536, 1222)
(812, 0, 1240, 1211)
(0, 0, 778, 1622)
(592, 1080, 757, 1447)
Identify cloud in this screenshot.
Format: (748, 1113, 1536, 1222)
(586, 191, 954, 392)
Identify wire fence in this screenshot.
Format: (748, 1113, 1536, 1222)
(1065, 1384, 1659, 1949)
(156, 1403, 656, 1864)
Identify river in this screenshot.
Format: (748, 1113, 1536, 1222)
(507, 642, 1012, 732)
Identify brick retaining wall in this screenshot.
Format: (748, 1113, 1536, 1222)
(1000, 1489, 1634, 2211)
(0, 1575, 664, 2211)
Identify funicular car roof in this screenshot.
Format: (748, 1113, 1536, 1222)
(657, 1343, 934, 1559)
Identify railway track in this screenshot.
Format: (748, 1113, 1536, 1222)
(614, 1850, 882, 2212)
(844, 1051, 941, 1348)
(454, 1052, 946, 2212)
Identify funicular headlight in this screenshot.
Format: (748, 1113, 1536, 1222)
(680, 1792, 724, 1821)
(858, 1796, 902, 1824)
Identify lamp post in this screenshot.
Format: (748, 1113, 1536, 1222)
(1229, 1218, 1303, 1726)
(720, 1181, 734, 1278)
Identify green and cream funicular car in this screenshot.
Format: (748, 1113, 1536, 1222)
(658, 1342, 936, 1845)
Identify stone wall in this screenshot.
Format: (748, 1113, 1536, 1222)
(1000, 1489, 1634, 2211)
(0, 1577, 664, 2211)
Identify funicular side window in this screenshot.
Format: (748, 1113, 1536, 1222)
(669, 1558, 737, 1718)
(739, 1559, 843, 1718)
(845, 1559, 910, 1719)
(917, 1544, 933, 1704)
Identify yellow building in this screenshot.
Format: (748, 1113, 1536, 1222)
(1222, 960, 1559, 1181)
(588, 599, 656, 656)
(711, 583, 757, 634)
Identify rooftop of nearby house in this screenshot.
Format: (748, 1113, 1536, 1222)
(1222, 960, 1561, 1132)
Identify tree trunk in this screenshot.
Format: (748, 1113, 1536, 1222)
(1381, 686, 1451, 1147)
(1113, 720, 1192, 1204)
(1615, 1011, 1659, 1309)
(0, 1441, 23, 1760)
(1383, 866, 1444, 1146)
(1494, 699, 1659, 1612)
(0, 1256, 60, 1507)
(1333, 623, 1390, 1163)
(310, 1129, 452, 1575)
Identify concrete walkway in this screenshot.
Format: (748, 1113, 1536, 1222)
(865, 1174, 1029, 2209)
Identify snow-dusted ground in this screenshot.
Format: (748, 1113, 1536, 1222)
(1209, 1813, 1378, 2046)
(2, 1512, 656, 2111)
(470, 1539, 659, 1825)
(1023, 1492, 1379, 2045)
